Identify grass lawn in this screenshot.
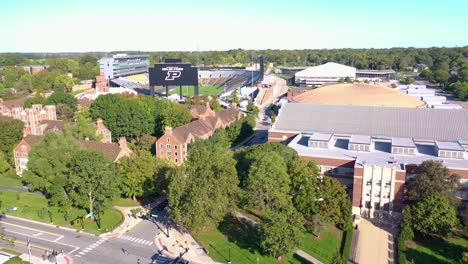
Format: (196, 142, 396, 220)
(0, 189, 123, 235)
(0, 170, 24, 187)
(112, 197, 142, 207)
(405, 231, 468, 264)
(169, 85, 224, 97)
(69, 89, 91, 97)
(193, 215, 319, 264)
(301, 224, 342, 263)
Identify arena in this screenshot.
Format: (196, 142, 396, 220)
(291, 83, 426, 108)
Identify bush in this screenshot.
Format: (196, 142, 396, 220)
(340, 229, 354, 263)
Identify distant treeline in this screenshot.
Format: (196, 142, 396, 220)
(0, 46, 466, 70)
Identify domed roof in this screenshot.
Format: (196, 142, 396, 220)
(292, 83, 426, 108)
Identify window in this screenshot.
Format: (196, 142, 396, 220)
(174, 145, 178, 150)
(175, 159, 178, 162)
(166, 144, 171, 149)
(374, 202, 380, 210)
(160, 144, 163, 149)
(175, 152, 178, 156)
(167, 138, 170, 142)
(160, 151, 164, 155)
(365, 201, 371, 209)
(167, 151, 172, 156)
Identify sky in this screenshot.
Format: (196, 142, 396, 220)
(0, 0, 467, 52)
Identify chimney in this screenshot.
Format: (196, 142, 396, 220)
(206, 100, 210, 109)
(96, 118, 103, 127)
(118, 137, 127, 149)
(165, 126, 172, 135)
(199, 114, 206, 121)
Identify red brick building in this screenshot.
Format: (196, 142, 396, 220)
(0, 98, 57, 136)
(14, 136, 132, 175)
(96, 118, 112, 143)
(269, 103, 468, 218)
(155, 105, 242, 164)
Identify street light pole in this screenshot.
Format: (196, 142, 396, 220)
(228, 246, 232, 264)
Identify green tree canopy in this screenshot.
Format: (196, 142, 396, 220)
(46, 91, 78, 110)
(0, 117, 24, 165)
(289, 159, 320, 220)
(118, 150, 156, 200)
(67, 149, 118, 213)
(260, 207, 305, 258)
(244, 151, 291, 212)
(167, 135, 239, 231)
(23, 133, 80, 208)
(90, 94, 153, 140)
(315, 177, 352, 230)
(407, 160, 460, 205)
(410, 194, 459, 237)
(65, 109, 100, 141)
(53, 74, 74, 92)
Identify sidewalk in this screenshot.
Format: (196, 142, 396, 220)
(101, 197, 166, 238)
(155, 228, 218, 264)
(18, 253, 71, 264)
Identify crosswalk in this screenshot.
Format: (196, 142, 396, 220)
(75, 237, 108, 258)
(118, 234, 154, 246)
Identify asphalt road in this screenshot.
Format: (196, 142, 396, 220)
(0, 214, 174, 264)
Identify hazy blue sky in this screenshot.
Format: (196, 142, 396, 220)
(1, 0, 467, 52)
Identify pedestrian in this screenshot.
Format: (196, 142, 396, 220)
(137, 258, 141, 264)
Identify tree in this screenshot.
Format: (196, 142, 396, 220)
(118, 150, 155, 200)
(230, 89, 240, 104)
(24, 93, 47, 108)
(46, 91, 78, 110)
(48, 57, 79, 76)
(90, 94, 153, 140)
(167, 136, 239, 230)
(0, 151, 9, 172)
(289, 159, 320, 220)
(244, 152, 291, 212)
(410, 194, 459, 237)
(53, 74, 74, 92)
(23, 133, 79, 209)
(407, 160, 460, 205)
(210, 96, 222, 112)
(316, 177, 352, 230)
(67, 149, 118, 214)
(65, 109, 101, 141)
(0, 117, 24, 165)
(15, 75, 33, 94)
(260, 207, 305, 259)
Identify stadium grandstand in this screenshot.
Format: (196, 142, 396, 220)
(198, 68, 260, 95)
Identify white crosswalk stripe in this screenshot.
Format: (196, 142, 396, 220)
(75, 255, 81, 258)
(118, 235, 154, 246)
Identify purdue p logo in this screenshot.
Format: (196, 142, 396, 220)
(165, 71, 182, 80)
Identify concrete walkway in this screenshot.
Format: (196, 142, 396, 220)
(296, 249, 323, 264)
(154, 228, 218, 264)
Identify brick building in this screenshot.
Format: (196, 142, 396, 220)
(155, 105, 242, 164)
(0, 98, 57, 136)
(14, 136, 132, 175)
(269, 103, 468, 218)
(96, 118, 112, 143)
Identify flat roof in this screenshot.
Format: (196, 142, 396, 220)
(392, 137, 416, 148)
(273, 103, 468, 142)
(309, 132, 333, 141)
(350, 135, 371, 144)
(435, 141, 464, 151)
(288, 134, 468, 170)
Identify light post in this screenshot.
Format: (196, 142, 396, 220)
(227, 246, 232, 264)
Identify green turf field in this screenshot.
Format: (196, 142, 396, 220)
(169, 85, 224, 96)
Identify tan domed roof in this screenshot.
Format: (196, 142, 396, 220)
(292, 83, 426, 108)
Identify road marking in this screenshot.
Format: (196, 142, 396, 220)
(120, 235, 128, 239)
(32, 232, 43, 237)
(75, 255, 81, 258)
(143, 241, 150, 245)
(79, 252, 85, 255)
(92, 243, 99, 246)
(118, 234, 123, 238)
(148, 242, 153, 245)
(85, 247, 93, 250)
(135, 239, 143, 243)
(95, 241, 102, 244)
(102, 237, 108, 240)
(82, 249, 89, 253)
(1, 222, 64, 239)
(4, 229, 79, 254)
(54, 236, 63, 242)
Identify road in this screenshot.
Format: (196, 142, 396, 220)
(0, 214, 175, 264)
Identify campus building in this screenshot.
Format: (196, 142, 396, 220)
(0, 98, 57, 136)
(293, 62, 396, 86)
(268, 103, 468, 217)
(99, 54, 150, 80)
(14, 135, 131, 175)
(155, 105, 242, 165)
